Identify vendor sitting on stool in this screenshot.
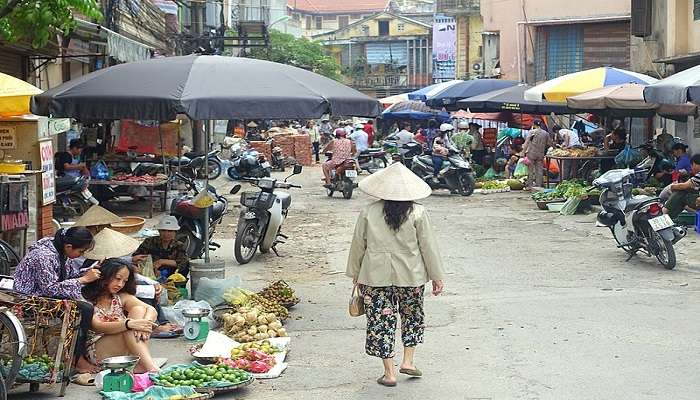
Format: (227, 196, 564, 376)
(133, 216, 189, 281)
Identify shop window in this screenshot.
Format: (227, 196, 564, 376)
(315, 16, 323, 29)
(695, 0, 700, 20)
(306, 16, 311, 30)
(339, 16, 349, 29)
(378, 20, 390, 36)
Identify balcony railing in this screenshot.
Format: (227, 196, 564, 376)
(231, 5, 271, 25)
(353, 74, 409, 88)
(436, 0, 480, 14)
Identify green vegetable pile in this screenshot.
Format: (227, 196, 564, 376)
(531, 180, 591, 201)
(481, 181, 509, 190)
(154, 364, 251, 388)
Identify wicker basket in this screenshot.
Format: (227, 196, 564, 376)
(110, 216, 146, 234)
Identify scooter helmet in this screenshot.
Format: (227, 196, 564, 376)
(334, 128, 347, 138)
(440, 123, 454, 132)
(458, 121, 469, 129)
(354, 122, 364, 129)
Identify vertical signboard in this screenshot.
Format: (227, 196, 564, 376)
(433, 16, 456, 81)
(39, 139, 55, 205)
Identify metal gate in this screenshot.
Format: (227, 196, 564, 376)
(583, 21, 631, 70)
(535, 25, 583, 81)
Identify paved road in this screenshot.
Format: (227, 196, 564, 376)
(14, 166, 700, 400)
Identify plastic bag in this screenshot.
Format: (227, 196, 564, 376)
(194, 276, 242, 306)
(514, 159, 529, 178)
(131, 373, 153, 392)
(483, 167, 497, 180)
(615, 144, 641, 168)
(498, 127, 522, 140)
(161, 300, 212, 327)
(559, 197, 581, 216)
(90, 160, 110, 180)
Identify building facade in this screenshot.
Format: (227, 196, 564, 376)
(314, 12, 432, 97)
(287, 0, 394, 37)
(480, 0, 631, 83)
(630, 0, 700, 152)
(435, 0, 483, 80)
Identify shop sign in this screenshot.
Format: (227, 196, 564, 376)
(38, 118, 71, 138)
(0, 211, 29, 231)
(39, 139, 55, 205)
(0, 127, 16, 149)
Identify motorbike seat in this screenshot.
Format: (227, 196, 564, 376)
(184, 151, 204, 158)
(211, 199, 226, 219)
(55, 176, 80, 192)
(418, 155, 434, 165)
(169, 157, 191, 166)
(275, 192, 292, 210)
(624, 195, 655, 213)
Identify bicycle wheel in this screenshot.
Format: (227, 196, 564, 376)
(0, 312, 22, 388)
(0, 240, 20, 276)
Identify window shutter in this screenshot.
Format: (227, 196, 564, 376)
(631, 0, 652, 37)
(696, 0, 700, 21)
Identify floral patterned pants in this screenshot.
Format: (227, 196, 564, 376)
(362, 285, 425, 359)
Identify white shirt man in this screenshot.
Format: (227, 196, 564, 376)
(396, 128, 415, 146)
(559, 128, 581, 148)
(350, 129, 369, 155)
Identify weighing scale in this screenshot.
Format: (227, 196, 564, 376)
(101, 356, 140, 392)
(183, 308, 210, 341)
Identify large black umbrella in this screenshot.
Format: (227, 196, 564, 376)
(424, 79, 518, 110)
(31, 55, 381, 120)
(456, 84, 572, 115)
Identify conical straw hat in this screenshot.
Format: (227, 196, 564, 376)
(74, 206, 121, 227)
(358, 162, 432, 201)
(83, 228, 141, 260)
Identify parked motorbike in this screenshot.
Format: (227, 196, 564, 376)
(170, 173, 229, 259)
(177, 150, 223, 180)
(230, 165, 303, 264)
(270, 144, 297, 172)
(633, 142, 674, 185)
(357, 148, 388, 174)
(593, 168, 685, 269)
(383, 135, 424, 169)
(53, 175, 99, 220)
(410, 150, 475, 196)
(325, 152, 359, 199)
(227, 145, 271, 180)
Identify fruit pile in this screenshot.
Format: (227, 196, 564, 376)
(154, 364, 251, 388)
(220, 349, 276, 373)
(221, 306, 287, 343)
(17, 354, 53, 381)
(223, 288, 288, 320)
(230, 340, 281, 358)
(258, 280, 299, 308)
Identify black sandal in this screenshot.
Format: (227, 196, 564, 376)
(376, 375, 397, 387)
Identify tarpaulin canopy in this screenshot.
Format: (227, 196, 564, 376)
(643, 64, 700, 105)
(567, 83, 697, 120)
(424, 79, 519, 109)
(525, 67, 658, 102)
(457, 84, 571, 115)
(407, 80, 462, 101)
(31, 55, 382, 121)
(378, 93, 409, 108)
(381, 100, 450, 122)
(0, 72, 42, 116)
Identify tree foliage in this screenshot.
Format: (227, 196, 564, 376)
(246, 30, 341, 81)
(0, 0, 102, 48)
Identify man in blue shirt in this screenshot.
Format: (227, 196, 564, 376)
(673, 143, 692, 174)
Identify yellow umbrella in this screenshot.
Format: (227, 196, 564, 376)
(0, 72, 42, 116)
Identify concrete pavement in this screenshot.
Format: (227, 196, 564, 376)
(11, 166, 700, 400)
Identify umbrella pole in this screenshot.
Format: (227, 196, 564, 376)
(204, 120, 211, 263)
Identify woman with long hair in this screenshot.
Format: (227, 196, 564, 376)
(13, 227, 101, 375)
(82, 258, 160, 373)
(346, 163, 445, 387)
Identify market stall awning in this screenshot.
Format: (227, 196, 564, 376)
(524, 67, 658, 102)
(378, 93, 409, 108)
(643, 64, 700, 105)
(75, 19, 153, 63)
(31, 55, 382, 120)
(381, 100, 450, 122)
(567, 83, 697, 119)
(424, 79, 519, 109)
(407, 80, 462, 101)
(457, 84, 571, 115)
(0, 72, 42, 116)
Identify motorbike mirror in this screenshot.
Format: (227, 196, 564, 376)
(293, 164, 303, 175)
(230, 185, 242, 195)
